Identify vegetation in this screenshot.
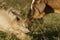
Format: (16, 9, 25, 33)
(31, 13, 60, 40)
(0, 0, 60, 40)
(0, 31, 20, 40)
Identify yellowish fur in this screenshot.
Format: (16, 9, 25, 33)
(0, 9, 31, 40)
(31, 0, 60, 19)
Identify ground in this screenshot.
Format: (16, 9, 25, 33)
(0, 0, 60, 40)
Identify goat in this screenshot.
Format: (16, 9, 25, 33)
(0, 8, 31, 40)
(28, 0, 60, 20)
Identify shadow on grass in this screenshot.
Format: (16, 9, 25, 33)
(32, 31, 58, 40)
(0, 31, 20, 40)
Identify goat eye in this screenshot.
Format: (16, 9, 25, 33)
(16, 17, 20, 21)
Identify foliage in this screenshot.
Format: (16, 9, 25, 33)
(31, 13, 60, 40)
(0, 31, 20, 40)
(0, 0, 60, 40)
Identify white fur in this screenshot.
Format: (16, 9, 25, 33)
(0, 9, 30, 40)
(31, 0, 35, 9)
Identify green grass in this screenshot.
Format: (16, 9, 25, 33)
(0, 31, 20, 40)
(4, 0, 32, 19)
(31, 13, 60, 40)
(0, 0, 60, 40)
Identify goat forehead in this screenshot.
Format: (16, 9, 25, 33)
(0, 9, 18, 26)
(0, 9, 16, 19)
(0, 9, 29, 30)
(8, 11, 16, 20)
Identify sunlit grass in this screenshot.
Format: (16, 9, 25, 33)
(0, 0, 60, 40)
(31, 13, 60, 40)
(0, 31, 20, 40)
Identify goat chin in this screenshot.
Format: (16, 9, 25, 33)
(0, 9, 31, 40)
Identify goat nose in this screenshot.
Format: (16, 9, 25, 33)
(20, 27, 30, 33)
(25, 31, 31, 35)
(25, 31, 33, 36)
